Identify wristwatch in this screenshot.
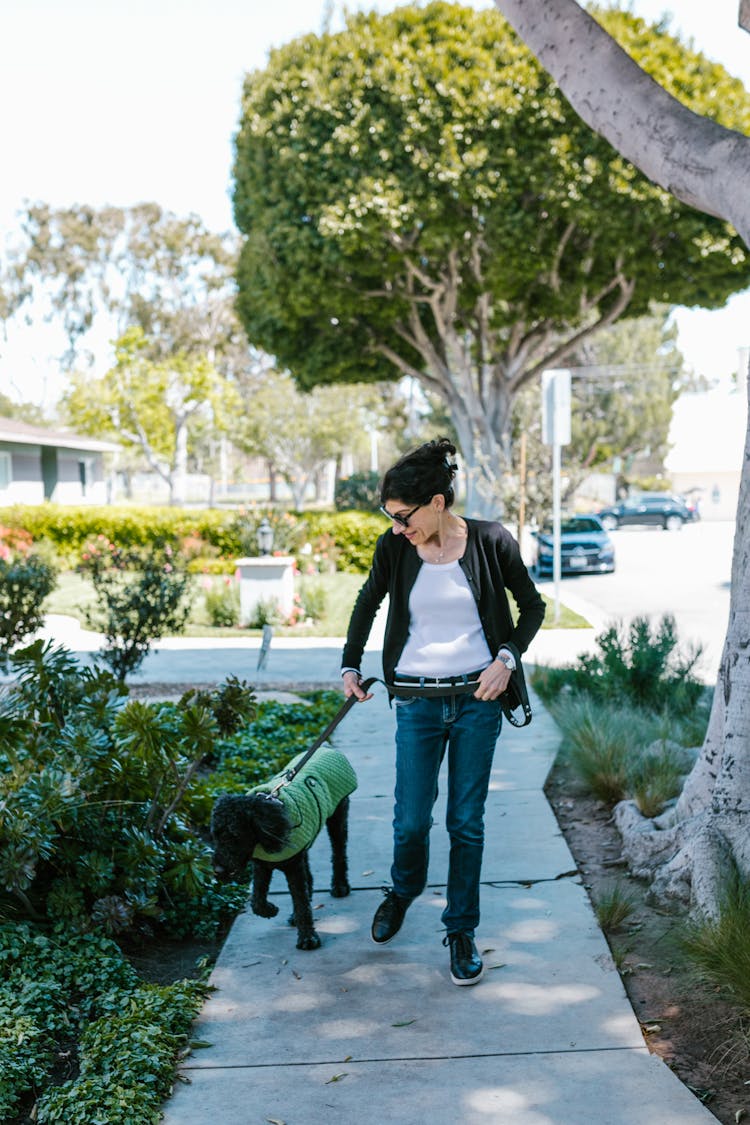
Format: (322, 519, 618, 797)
(495, 649, 516, 671)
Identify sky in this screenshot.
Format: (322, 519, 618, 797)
(1, 0, 749, 409)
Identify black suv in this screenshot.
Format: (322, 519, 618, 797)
(596, 493, 696, 531)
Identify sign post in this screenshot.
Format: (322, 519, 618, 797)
(541, 369, 572, 622)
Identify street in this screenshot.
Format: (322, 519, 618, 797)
(535, 520, 735, 683)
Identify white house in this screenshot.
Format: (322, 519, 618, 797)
(0, 417, 119, 505)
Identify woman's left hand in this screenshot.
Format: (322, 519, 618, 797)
(474, 658, 512, 701)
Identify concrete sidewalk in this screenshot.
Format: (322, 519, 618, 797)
(160, 683, 713, 1125)
(19, 614, 716, 1123)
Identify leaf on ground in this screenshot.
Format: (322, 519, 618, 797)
(266, 1117, 286, 1124)
(488, 963, 507, 971)
(361, 869, 374, 876)
(642, 1023, 662, 1034)
(189, 1039, 213, 1049)
(392, 1019, 416, 1027)
(325, 1072, 348, 1084)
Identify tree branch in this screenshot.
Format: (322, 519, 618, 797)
(493, 0, 750, 243)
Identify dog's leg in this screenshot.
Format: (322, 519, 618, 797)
(284, 854, 320, 950)
(326, 796, 351, 898)
(250, 860, 279, 918)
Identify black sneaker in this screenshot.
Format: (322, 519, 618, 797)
(444, 932, 484, 986)
(371, 888, 411, 944)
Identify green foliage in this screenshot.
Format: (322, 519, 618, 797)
(681, 866, 750, 1013)
(335, 471, 382, 511)
(78, 538, 192, 679)
(0, 922, 207, 1125)
(0, 549, 57, 669)
(0, 503, 242, 562)
(0, 663, 343, 1121)
(232, 0, 750, 472)
(203, 576, 240, 627)
(537, 615, 705, 713)
(0, 503, 387, 575)
(595, 881, 638, 932)
(305, 510, 385, 573)
(0, 640, 258, 933)
(297, 578, 327, 622)
(535, 615, 709, 810)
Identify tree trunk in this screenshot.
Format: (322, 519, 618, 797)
(171, 419, 188, 506)
(493, 0, 750, 918)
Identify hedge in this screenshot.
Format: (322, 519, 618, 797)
(0, 505, 386, 574)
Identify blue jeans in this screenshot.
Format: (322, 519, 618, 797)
(391, 692, 502, 935)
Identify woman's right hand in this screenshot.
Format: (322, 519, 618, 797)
(342, 670, 373, 701)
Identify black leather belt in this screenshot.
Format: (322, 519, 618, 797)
(388, 669, 486, 697)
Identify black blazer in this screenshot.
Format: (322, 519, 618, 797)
(341, 518, 546, 684)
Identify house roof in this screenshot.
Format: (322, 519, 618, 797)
(0, 416, 120, 454)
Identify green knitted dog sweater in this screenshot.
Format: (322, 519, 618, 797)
(250, 747, 357, 862)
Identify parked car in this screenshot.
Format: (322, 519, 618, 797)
(596, 493, 696, 531)
(532, 515, 615, 577)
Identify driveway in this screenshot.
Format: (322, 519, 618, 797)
(535, 520, 735, 683)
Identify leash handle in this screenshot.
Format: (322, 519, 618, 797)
(276, 676, 380, 787)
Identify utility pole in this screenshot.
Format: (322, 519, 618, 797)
(541, 369, 572, 623)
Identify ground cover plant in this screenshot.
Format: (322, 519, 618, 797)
(0, 644, 342, 1123)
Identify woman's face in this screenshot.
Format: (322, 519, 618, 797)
(381, 496, 440, 546)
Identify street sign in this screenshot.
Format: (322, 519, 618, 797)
(542, 368, 572, 446)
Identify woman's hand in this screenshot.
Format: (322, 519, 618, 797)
(474, 658, 512, 701)
(342, 670, 373, 701)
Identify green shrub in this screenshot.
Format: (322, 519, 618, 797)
(335, 471, 381, 511)
(0, 641, 257, 933)
(79, 538, 193, 679)
(533, 615, 704, 716)
(203, 576, 240, 627)
(306, 510, 384, 572)
(298, 578, 327, 622)
(0, 552, 57, 669)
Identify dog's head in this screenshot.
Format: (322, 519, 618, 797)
(210, 792, 292, 880)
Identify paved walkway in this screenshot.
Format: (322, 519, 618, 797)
(25, 614, 716, 1124)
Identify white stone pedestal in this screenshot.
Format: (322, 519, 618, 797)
(235, 556, 296, 625)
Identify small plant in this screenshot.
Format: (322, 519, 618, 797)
(204, 576, 240, 627)
(551, 696, 657, 805)
(247, 596, 282, 628)
(595, 881, 638, 931)
(79, 537, 192, 679)
(297, 578, 327, 622)
(628, 742, 687, 818)
(681, 866, 750, 1012)
(0, 527, 57, 669)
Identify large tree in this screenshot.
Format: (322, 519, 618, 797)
(62, 328, 239, 505)
(3, 203, 249, 380)
(494, 0, 750, 920)
(232, 1, 750, 515)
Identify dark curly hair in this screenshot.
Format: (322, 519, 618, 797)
(380, 437, 459, 509)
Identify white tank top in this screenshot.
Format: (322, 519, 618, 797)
(395, 560, 492, 677)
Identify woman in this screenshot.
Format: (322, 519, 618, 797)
(341, 438, 545, 986)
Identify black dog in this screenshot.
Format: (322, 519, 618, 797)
(211, 748, 356, 950)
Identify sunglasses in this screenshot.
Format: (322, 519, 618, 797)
(379, 502, 424, 528)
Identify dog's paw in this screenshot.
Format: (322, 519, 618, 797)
(296, 931, 322, 950)
(252, 900, 279, 918)
(330, 881, 351, 898)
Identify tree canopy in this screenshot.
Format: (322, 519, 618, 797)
(233, 1, 750, 512)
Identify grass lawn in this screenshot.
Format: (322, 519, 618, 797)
(45, 570, 590, 638)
